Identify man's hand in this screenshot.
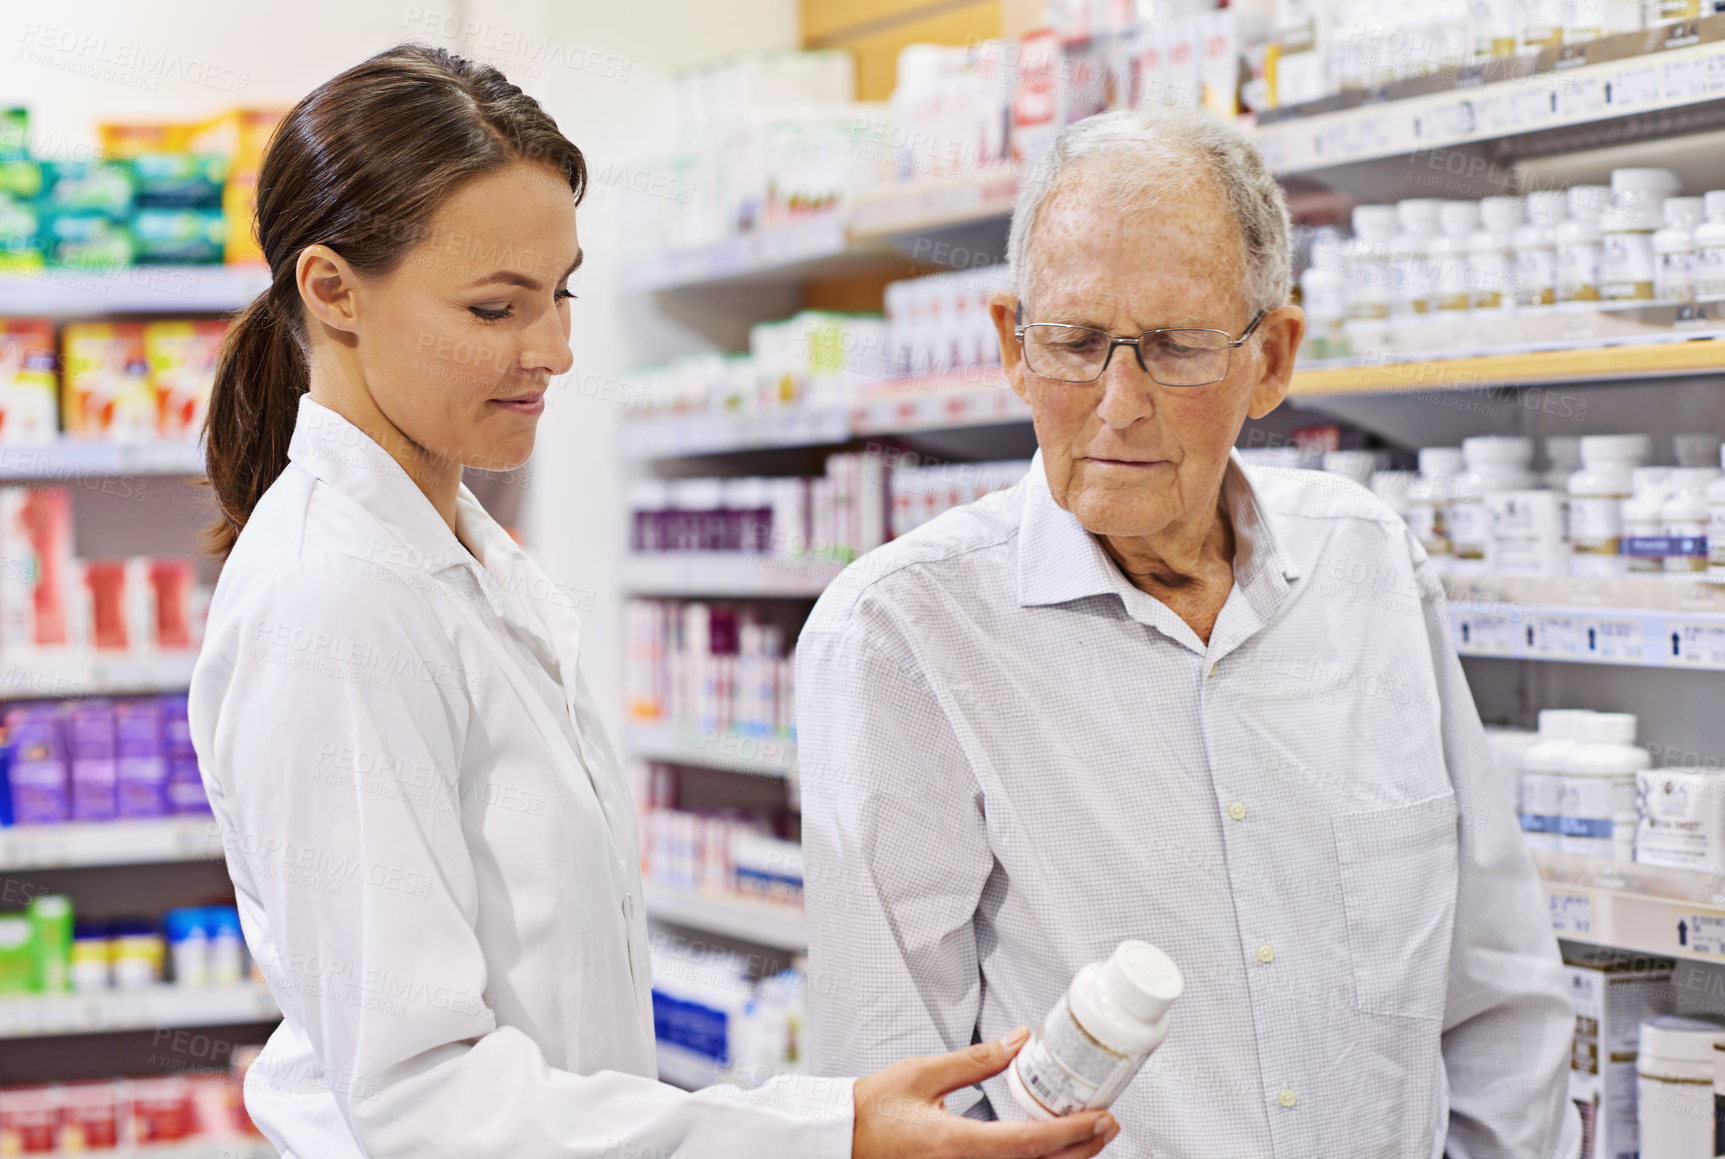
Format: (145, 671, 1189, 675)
(853, 1028, 1121, 1158)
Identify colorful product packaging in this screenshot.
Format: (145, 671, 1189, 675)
(0, 158, 43, 200)
(131, 153, 228, 209)
(0, 109, 25, 160)
(37, 211, 135, 271)
(58, 1081, 120, 1151)
(115, 697, 168, 818)
(0, 486, 75, 648)
(4, 703, 70, 824)
(0, 915, 33, 992)
(132, 207, 226, 264)
(26, 893, 72, 992)
(161, 693, 210, 815)
(0, 1085, 57, 1153)
(62, 323, 156, 441)
(70, 922, 110, 991)
(38, 159, 135, 218)
(0, 319, 59, 445)
(67, 699, 117, 822)
(126, 1076, 193, 1144)
(0, 194, 42, 273)
(145, 319, 225, 438)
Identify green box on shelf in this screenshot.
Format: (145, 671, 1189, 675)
(27, 894, 72, 993)
(0, 193, 41, 251)
(40, 159, 135, 218)
(0, 914, 32, 994)
(39, 211, 136, 270)
(0, 158, 43, 201)
(133, 152, 228, 209)
(131, 207, 225, 264)
(0, 109, 25, 161)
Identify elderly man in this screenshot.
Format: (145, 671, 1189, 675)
(796, 106, 1580, 1159)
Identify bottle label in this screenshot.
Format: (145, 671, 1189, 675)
(1558, 242, 1601, 302)
(1570, 496, 1625, 554)
(1637, 770, 1725, 872)
(1014, 996, 1147, 1116)
(1711, 510, 1725, 566)
(1448, 501, 1491, 557)
(1697, 246, 1725, 300)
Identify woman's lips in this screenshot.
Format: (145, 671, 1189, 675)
(492, 394, 545, 415)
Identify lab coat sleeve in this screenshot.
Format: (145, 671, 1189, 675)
(796, 617, 997, 1117)
(209, 557, 853, 1158)
(1409, 540, 1581, 1159)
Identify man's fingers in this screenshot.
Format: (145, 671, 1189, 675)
(943, 1111, 1117, 1159)
(909, 1030, 1030, 1099)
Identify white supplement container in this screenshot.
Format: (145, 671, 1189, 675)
(1675, 433, 1723, 469)
(1408, 446, 1466, 560)
(1450, 436, 1535, 565)
(1008, 941, 1183, 1119)
(1637, 1015, 1725, 1159)
(1301, 230, 1350, 360)
(1653, 196, 1704, 303)
(1514, 189, 1566, 307)
(1696, 191, 1725, 302)
(1602, 169, 1681, 301)
(1433, 202, 1482, 313)
(1663, 467, 1721, 575)
(1557, 186, 1609, 303)
(1347, 205, 1398, 322)
(1569, 435, 1649, 577)
(1622, 467, 1674, 575)
(1560, 712, 1649, 859)
(1709, 449, 1725, 572)
(1544, 438, 1582, 536)
(1469, 196, 1525, 311)
(1488, 490, 1567, 574)
(1636, 765, 1725, 874)
(1521, 709, 1593, 853)
(1390, 199, 1442, 317)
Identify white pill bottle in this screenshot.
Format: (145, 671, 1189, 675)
(1007, 941, 1184, 1119)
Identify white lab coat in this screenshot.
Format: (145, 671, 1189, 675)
(189, 395, 853, 1158)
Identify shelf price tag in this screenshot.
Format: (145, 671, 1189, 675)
(1662, 57, 1708, 102)
(1611, 66, 1660, 108)
(1509, 86, 1554, 128)
(1453, 609, 1517, 656)
(1554, 75, 1606, 119)
(1579, 616, 1644, 662)
(1670, 623, 1725, 669)
(1549, 891, 1593, 935)
(1676, 912, 1725, 956)
(1524, 613, 1584, 658)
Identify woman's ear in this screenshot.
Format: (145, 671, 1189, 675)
(297, 244, 364, 338)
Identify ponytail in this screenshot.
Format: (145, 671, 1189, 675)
(199, 43, 587, 558)
(203, 283, 308, 557)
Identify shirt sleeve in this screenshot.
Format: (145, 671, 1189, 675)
(1410, 543, 1582, 1159)
(796, 617, 998, 1117)
(200, 556, 853, 1158)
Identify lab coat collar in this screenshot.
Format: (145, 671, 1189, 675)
(1015, 447, 1298, 615)
(286, 395, 582, 666)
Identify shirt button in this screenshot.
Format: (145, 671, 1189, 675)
(1278, 1089, 1297, 1109)
(1227, 802, 1247, 822)
(1256, 944, 1275, 964)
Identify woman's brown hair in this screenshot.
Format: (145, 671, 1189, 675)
(203, 43, 587, 557)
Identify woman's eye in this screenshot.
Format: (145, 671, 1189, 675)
(470, 304, 513, 322)
(554, 288, 576, 303)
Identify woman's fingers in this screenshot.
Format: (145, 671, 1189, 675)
(942, 1110, 1118, 1159)
(907, 1030, 1031, 1101)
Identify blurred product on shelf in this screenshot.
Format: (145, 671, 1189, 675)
(888, 45, 1013, 181)
(884, 265, 1009, 379)
(889, 458, 1030, 537)
(0, 486, 208, 654)
(651, 947, 810, 1087)
(0, 1055, 269, 1153)
(62, 319, 226, 442)
(1562, 947, 1675, 1159)
(2, 693, 209, 826)
(625, 601, 794, 738)
(0, 891, 244, 996)
(0, 105, 282, 273)
(0, 319, 57, 444)
(631, 761, 802, 908)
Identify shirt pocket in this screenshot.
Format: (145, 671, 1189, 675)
(1331, 792, 1459, 1021)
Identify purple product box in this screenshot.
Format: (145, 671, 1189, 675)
(115, 698, 168, 818)
(159, 694, 210, 815)
(5, 704, 70, 825)
(68, 699, 117, 822)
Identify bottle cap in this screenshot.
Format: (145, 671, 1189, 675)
(1537, 708, 1594, 739)
(1674, 433, 1723, 468)
(1545, 436, 1582, 472)
(1524, 189, 1568, 225)
(1438, 201, 1480, 236)
(1667, 467, 1722, 494)
(1100, 941, 1183, 1023)
(1418, 446, 1465, 478)
(1705, 190, 1725, 223)
(1394, 199, 1443, 234)
(1579, 712, 1637, 745)
(1630, 466, 1672, 496)
(1579, 434, 1651, 468)
(1461, 435, 1533, 467)
(1611, 168, 1683, 231)
(1479, 195, 1525, 234)
(1640, 1015, 1725, 1064)
(1351, 204, 1399, 241)
(1663, 196, 1705, 231)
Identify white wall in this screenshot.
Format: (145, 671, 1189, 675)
(4, 0, 799, 751)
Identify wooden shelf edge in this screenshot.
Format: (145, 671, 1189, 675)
(1290, 338, 1725, 396)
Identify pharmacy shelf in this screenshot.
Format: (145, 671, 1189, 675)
(0, 440, 204, 480)
(1255, 19, 1725, 177)
(98, 1145, 276, 1159)
(622, 554, 844, 598)
(0, 983, 279, 1040)
(1290, 334, 1725, 396)
(642, 882, 808, 952)
(0, 265, 270, 315)
(1538, 851, 1725, 964)
(655, 1040, 725, 1092)
(624, 723, 795, 779)
(620, 373, 1027, 461)
(625, 213, 898, 293)
(1444, 572, 1725, 669)
(0, 817, 220, 872)
(0, 651, 199, 700)
(846, 171, 1018, 242)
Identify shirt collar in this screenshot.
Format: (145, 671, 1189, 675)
(1016, 448, 1300, 614)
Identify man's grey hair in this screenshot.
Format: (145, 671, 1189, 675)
(1006, 106, 1292, 318)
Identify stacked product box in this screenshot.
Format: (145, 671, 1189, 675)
(0, 891, 244, 998)
(1564, 946, 1675, 1159)
(650, 950, 810, 1086)
(888, 458, 1030, 537)
(0, 1065, 267, 1153)
(1, 693, 208, 826)
(624, 602, 795, 740)
(62, 319, 226, 442)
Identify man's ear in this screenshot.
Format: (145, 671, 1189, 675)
(988, 292, 1030, 405)
(1247, 305, 1305, 420)
(297, 244, 364, 338)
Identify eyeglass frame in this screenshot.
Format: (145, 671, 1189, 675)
(1012, 301, 1269, 387)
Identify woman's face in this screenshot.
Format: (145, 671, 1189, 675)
(348, 161, 580, 475)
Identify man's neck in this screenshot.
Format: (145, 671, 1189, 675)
(1098, 492, 1237, 643)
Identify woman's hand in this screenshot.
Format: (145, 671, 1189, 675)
(852, 1028, 1121, 1159)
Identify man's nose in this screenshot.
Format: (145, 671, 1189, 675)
(1094, 344, 1156, 428)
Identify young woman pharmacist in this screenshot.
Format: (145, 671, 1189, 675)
(187, 45, 1119, 1159)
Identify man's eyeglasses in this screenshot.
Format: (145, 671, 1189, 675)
(1013, 302, 1267, 387)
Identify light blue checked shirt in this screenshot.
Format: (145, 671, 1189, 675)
(797, 451, 1581, 1159)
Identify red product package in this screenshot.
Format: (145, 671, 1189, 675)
(0, 1085, 60, 1154)
(125, 1075, 193, 1143)
(57, 1080, 120, 1150)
